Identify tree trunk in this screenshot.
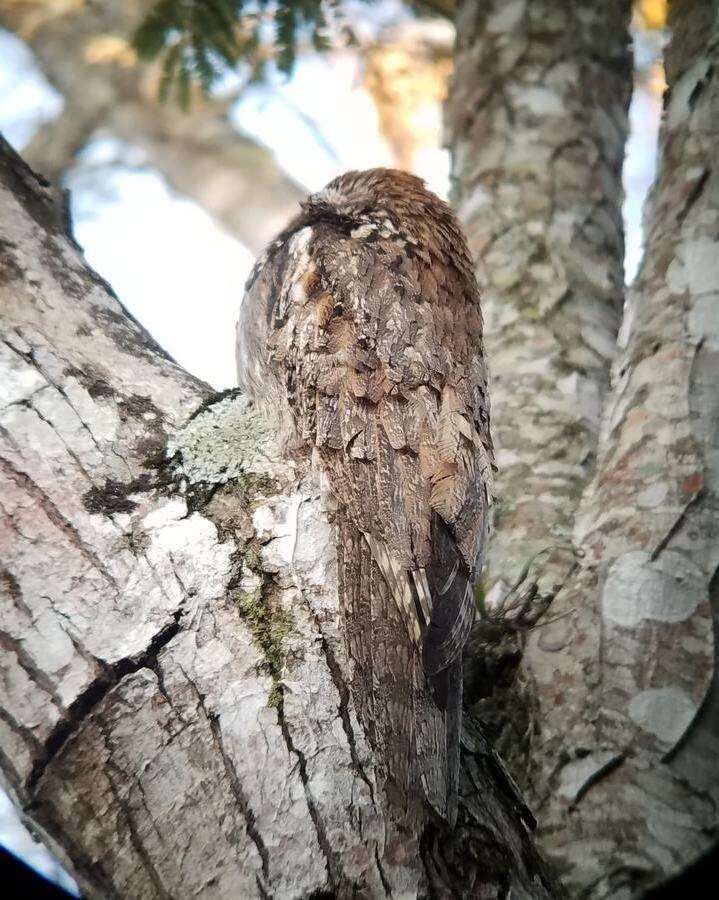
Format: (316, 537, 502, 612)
(450, 0, 719, 895)
(0, 0, 304, 255)
(447, 0, 631, 601)
(447, 0, 631, 795)
(0, 136, 561, 898)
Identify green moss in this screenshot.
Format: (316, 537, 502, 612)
(237, 588, 293, 673)
(266, 682, 283, 711)
(234, 558, 293, 710)
(243, 547, 262, 574)
(235, 471, 280, 504)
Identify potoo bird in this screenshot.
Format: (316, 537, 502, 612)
(236, 168, 494, 824)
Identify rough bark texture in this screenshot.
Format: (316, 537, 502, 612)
(447, 0, 631, 603)
(0, 0, 304, 255)
(449, 0, 719, 895)
(524, 3, 719, 894)
(0, 137, 561, 897)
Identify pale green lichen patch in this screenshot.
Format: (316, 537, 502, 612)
(166, 391, 273, 487)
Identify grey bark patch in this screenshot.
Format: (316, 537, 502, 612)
(628, 688, 698, 745)
(602, 550, 705, 627)
(0, 136, 64, 239)
(62, 365, 114, 399)
(40, 234, 87, 300)
(91, 307, 177, 366)
(0, 238, 25, 285)
(117, 392, 164, 422)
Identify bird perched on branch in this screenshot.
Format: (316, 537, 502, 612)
(237, 168, 494, 825)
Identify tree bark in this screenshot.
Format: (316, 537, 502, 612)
(525, 2, 719, 893)
(0, 0, 304, 255)
(447, 0, 631, 603)
(450, 0, 719, 895)
(447, 0, 632, 808)
(0, 136, 561, 898)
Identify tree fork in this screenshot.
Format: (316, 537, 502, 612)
(0, 135, 560, 898)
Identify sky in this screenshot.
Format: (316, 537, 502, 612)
(0, 17, 662, 893)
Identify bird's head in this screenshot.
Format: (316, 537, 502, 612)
(299, 168, 447, 234)
(290, 167, 473, 276)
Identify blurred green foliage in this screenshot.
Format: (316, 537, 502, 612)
(133, 0, 335, 106)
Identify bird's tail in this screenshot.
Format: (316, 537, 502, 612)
(336, 512, 460, 825)
(425, 659, 462, 827)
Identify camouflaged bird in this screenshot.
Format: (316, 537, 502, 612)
(236, 168, 494, 824)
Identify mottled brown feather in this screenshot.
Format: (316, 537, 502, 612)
(236, 168, 494, 823)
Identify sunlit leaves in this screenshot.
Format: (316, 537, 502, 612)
(133, 0, 336, 106)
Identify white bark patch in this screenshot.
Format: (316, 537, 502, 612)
(628, 688, 697, 745)
(667, 58, 712, 129)
(252, 493, 304, 571)
(689, 294, 719, 342)
(514, 85, 565, 117)
(143, 502, 234, 601)
(602, 550, 704, 627)
(667, 236, 719, 296)
(635, 482, 669, 509)
(486, 0, 526, 33)
(0, 347, 46, 406)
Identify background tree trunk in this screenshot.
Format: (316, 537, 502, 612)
(450, 0, 719, 895)
(447, 0, 631, 601)
(0, 137, 560, 898)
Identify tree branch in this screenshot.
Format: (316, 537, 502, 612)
(449, 0, 632, 781)
(0, 1, 304, 254)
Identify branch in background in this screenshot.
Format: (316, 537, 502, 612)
(108, 98, 305, 253)
(0, 1, 305, 254)
(449, 0, 631, 598)
(469, 0, 718, 893)
(21, 101, 110, 185)
(547, 0, 718, 888)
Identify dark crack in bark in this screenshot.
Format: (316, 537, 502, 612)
(193, 681, 272, 890)
(26, 611, 182, 792)
(104, 759, 173, 900)
(276, 688, 353, 898)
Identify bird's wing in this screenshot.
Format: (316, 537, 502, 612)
(258, 216, 494, 675)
